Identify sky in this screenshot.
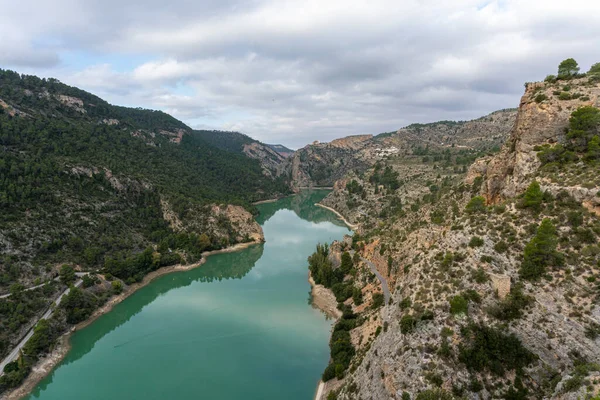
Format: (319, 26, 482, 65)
(1, 0, 599, 148)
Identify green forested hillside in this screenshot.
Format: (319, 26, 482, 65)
(193, 130, 258, 153)
(0, 69, 289, 289)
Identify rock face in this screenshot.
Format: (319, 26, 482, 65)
(468, 78, 600, 202)
(242, 142, 288, 177)
(290, 110, 517, 189)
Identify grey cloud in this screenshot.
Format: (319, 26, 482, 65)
(3, 0, 600, 148)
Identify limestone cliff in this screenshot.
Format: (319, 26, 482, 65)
(468, 77, 600, 203)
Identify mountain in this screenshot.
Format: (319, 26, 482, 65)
(0, 68, 292, 291)
(266, 144, 294, 157)
(310, 69, 600, 400)
(289, 109, 517, 189)
(194, 130, 289, 178)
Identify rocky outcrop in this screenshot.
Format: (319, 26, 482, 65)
(468, 77, 600, 202)
(242, 142, 287, 177)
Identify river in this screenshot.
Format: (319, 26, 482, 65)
(26, 190, 350, 400)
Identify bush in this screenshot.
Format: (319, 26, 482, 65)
(458, 324, 535, 376)
(469, 236, 484, 248)
(494, 240, 509, 253)
(111, 280, 123, 294)
(558, 92, 571, 100)
(400, 314, 416, 334)
(371, 293, 384, 309)
(59, 265, 76, 285)
(465, 196, 486, 214)
(489, 284, 533, 321)
(449, 295, 468, 315)
(415, 389, 453, 400)
(534, 93, 547, 103)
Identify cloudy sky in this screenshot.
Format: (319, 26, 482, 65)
(1, 0, 599, 148)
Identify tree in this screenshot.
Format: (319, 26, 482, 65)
(111, 280, 123, 294)
(340, 251, 353, 274)
(567, 106, 600, 152)
(522, 180, 543, 212)
(557, 58, 580, 79)
(59, 265, 76, 285)
(519, 219, 561, 280)
(588, 62, 600, 75)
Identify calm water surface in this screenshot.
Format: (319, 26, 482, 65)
(27, 190, 349, 400)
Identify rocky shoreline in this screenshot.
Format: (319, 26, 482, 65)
(314, 203, 359, 230)
(3, 240, 262, 400)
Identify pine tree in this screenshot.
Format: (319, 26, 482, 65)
(519, 219, 561, 280)
(522, 180, 543, 212)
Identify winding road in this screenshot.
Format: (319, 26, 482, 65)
(361, 257, 390, 304)
(0, 275, 88, 375)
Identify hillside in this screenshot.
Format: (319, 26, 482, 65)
(289, 109, 517, 189)
(0, 68, 290, 383)
(266, 144, 295, 158)
(194, 130, 289, 178)
(309, 64, 600, 400)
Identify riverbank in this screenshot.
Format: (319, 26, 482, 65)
(308, 271, 341, 400)
(3, 240, 262, 400)
(308, 272, 342, 320)
(314, 203, 359, 231)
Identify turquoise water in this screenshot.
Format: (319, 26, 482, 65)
(27, 191, 349, 400)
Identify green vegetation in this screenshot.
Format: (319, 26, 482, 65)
(465, 196, 486, 214)
(557, 58, 580, 79)
(322, 306, 357, 381)
(400, 314, 416, 334)
(521, 181, 543, 212)
(449, 295, 468, 315)
(370, 162, 400, 191)
(489, 284, 533, 321)
(538, 106, 600, 166)
(0, 69, 289, 292)
(519, 219, 562, 280)
(458, 324, 535, 376)
(346, 180, 363, 195)
(468, 236, 484, 248)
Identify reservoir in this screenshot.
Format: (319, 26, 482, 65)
(26, 190, 349, 400)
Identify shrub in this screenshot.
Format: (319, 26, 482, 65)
(465, 196, 486, 214)
(472, 268, 489, 283)
(111, 280, 123, 294)
(535, 93, 547, 103)
(400, 314, 416, 334)
(59, 265, 76, 285)
(544, 74, 557, 83)
(469, 236, 484, 248)
(494, 240, 509, 253)
(558, 92, 572, 100)
(458, 324, 535, 376)
(415, 389, 453, 400)
(489, 284, 533, 321)
(449, 295, 468, 315)
(371, 293, 384, 309)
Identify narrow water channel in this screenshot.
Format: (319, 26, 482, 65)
(27, 190, 349, 400)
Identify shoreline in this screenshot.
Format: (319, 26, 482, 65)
(308, 271, 341, 400)
(4, 240, 262, 400)
(314, 203, 359, 231)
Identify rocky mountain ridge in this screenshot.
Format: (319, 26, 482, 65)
(311, 68, 600, 400)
